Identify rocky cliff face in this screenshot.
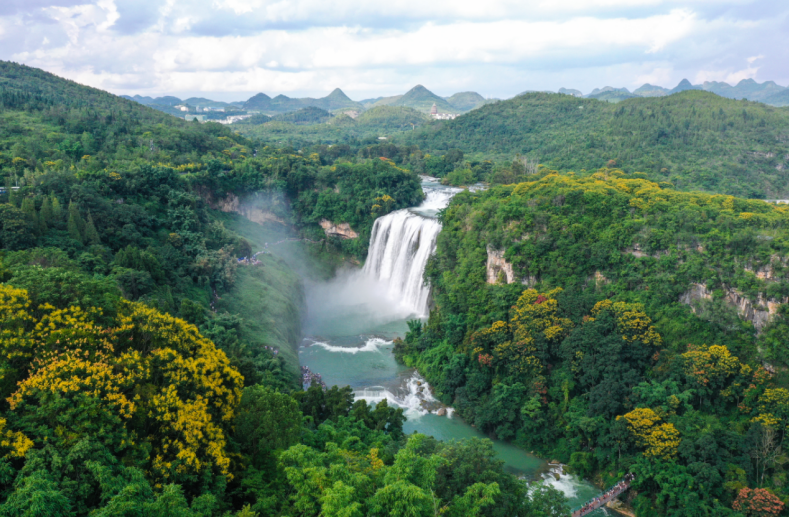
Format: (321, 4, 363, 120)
(319, 220, 358, 239)
(679, 283, 713, 306)
(486, 246, 538, 285)
(200, 190, 287, 225)
(724, 290, 783, 333)
(679, 282, 784, 333)
(486, 246, 516, 284)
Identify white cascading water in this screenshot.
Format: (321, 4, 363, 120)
(362, 180, 461, 316)
(353, 373, 447, 418)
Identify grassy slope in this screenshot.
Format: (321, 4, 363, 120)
(212, 209, 353, 384)
(220, 259, 303, 384)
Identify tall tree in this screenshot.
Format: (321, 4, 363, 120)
(39, 196, 52, 233)
(67, 201, 84, 244)
(51, 195, 62, 221)
(84, 213, 100, 244)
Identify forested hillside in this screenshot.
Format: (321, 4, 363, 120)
(398, 168, 789, 515)
(235, 105, 430, 146)
(405, 91, 789, 198)
(0, 62, 564, 517)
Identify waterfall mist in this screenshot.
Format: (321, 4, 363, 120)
(303, 269, 414, 335)
(303, 178, 461, 334)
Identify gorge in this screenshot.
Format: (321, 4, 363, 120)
(299, 177, 605, 513)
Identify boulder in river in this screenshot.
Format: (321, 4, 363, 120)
(437, 408, 447, 416)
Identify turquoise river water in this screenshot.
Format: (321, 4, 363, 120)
(298, 179, 610, 514)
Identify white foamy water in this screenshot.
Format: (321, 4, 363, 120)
(362, 182, 461, 317)
(354, 373, 442, 418)
(538, 463, 603, 510)
(309, 337, 391, 354)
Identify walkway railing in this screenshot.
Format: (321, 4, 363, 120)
(571, 475, 634, 517)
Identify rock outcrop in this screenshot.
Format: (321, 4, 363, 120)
(592, 271, 610, 288)
(723, 290, 782, 333)
(679, 283, 713, 306)
(486, 246, 515, 284)
(320, 220, 358, 239)
(744, 255, 785, 280)
(680, 282, 785, 333)
(201, 191, 286, 225)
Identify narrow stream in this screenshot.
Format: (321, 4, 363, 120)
(300, 178, 607, 513)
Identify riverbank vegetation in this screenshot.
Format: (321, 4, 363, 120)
(397, 169, 789, 515)
(0, 284, 571, 515)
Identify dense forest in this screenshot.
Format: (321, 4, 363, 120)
(9, 58, 789, 516)
(0, 61, 578, 516)
(404, 91, 789, 199)
(397, 169, 789, 515)
(235, 106, 431, 147)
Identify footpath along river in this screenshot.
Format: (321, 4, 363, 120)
(299, 178, 609, 514)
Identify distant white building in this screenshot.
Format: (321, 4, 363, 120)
(220, 115, 251, 124)
(175, 105, 189, 112)
(429, 103, 458, 120)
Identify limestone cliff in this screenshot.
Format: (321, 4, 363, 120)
(319, 220, 359, 239)
(198, 188, 288, 226)
(679, 282, 784, 333)
(486, 246, 516, 284)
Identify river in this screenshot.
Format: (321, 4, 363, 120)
(299, 177, 608, 514)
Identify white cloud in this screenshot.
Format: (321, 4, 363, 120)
(696, 55, 764, 84)
(96, 0, 119, 31)
(1, 0, 786, 99)
(634, 67, 674, 87)
(207, 0, 747, 24)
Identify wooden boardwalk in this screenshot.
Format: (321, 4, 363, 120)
(571, 476, 633, 517)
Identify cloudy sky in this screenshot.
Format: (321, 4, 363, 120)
(0, 0, 787, 101)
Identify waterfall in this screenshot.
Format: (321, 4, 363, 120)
(362, 181, 461, 316)
(362, 210, 441, 316)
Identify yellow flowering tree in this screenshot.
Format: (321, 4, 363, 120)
(481, 289, 572, 379)
(618, 407, 681, 459)
(681, 344, 746, 406)
(752, 388, 789, 436)
(0, 284, 244, 485)
(589, 300, 662, 347)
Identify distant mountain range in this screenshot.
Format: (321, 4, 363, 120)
(567, 78, 789, 106)
(123, 77, 789, 120)
(121, 95, 244, 109)
(124, 85, 493, 117)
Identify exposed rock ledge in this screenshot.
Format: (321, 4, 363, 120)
(201, 191, 286, 225)
(680, 283, 784, 333)
(486, 246, 537, 286)
(486, 246, 516, 284)
(320, 220, 358, 239)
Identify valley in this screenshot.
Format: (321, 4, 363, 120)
(3, 58, 789, 517)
